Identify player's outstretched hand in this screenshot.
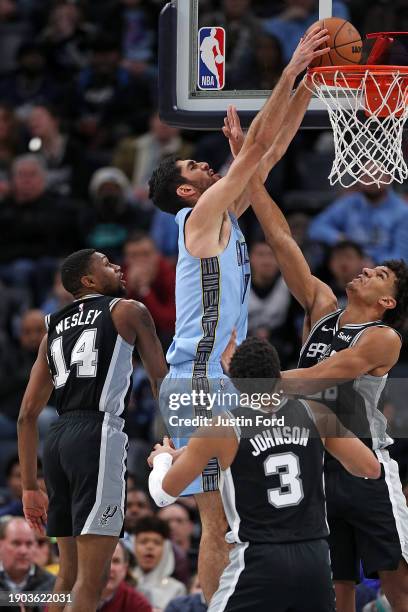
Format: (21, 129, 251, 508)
(147, 436, 186, 467)
(22, 489, 48, 535)
(288, 26, 330, 75)
(222, 106, 245, 159)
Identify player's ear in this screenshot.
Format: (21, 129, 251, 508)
(379, 295, 396, 311)
(80, 274, 96, 289)
(176, 184, 197, 200)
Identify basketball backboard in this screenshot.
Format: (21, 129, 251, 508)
(158, 0, 408, 130)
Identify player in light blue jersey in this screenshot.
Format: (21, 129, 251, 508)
(148, 28, 330, 602)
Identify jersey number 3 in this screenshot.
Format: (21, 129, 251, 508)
(264, 452, 304, 508)
(50, 329, 98, 388)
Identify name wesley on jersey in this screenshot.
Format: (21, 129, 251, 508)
(55, 309, 102, 334)
(250, 426, 310, 456)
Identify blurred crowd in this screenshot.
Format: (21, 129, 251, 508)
(0, 1, 408, 611)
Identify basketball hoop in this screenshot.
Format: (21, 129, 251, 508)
(306, 64, 408, 188)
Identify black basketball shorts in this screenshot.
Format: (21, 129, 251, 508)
(326, 449, 408, 582)
(43, 411, 128, 538)
(208, 539, 335, 612)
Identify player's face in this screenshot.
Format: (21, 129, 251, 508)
(177, 159, 221, 195)
(347, 266, 397, 308)
(86, 252, 126, 296)
(134, 532, 164, 572)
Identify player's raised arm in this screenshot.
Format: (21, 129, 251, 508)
(282, 326, 401, 394)
(17, 335, 53, 534)
(187, 28, 330, 234)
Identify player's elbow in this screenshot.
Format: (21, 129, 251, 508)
(348, 456, 381, 480)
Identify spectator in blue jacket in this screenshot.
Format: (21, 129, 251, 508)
(308, 183, 408, 263)
(263, 0, 349, 63)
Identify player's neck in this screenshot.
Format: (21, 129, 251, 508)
(341, 302, 381, 326)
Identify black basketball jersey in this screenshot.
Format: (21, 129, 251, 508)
(298, 309, 400, 451)
(221, 400, 328, 545)
(46, 294, 133, 416)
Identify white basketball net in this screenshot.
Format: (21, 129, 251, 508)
(306, 68, 408, 188)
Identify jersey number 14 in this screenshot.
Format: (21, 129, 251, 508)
(50, 329, 98, 388)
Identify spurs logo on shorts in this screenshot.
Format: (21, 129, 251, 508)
(99, 505, 118, 526)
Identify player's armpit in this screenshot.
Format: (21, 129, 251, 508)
(324, 436, 381, 479)
(187, 142, 266, 237)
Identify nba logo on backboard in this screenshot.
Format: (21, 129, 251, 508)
(198, 27, 225, 91)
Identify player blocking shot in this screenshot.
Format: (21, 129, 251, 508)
(17, 249, 168, 612)
(148, 338, 381, 612)
(237, 125, 408, 609)
(148, 27, 330, 603)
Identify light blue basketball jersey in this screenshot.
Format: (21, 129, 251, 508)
(167, 208, 251, 372)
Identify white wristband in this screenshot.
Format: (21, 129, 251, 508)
(149, 452, 177, 507)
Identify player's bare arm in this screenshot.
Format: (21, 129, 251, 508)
(148, 425, 237, 505)
(282, 326, 401, 394)
(111, 299, 168, 398)
(307, 400, 380, 479)
(17, 335, 53, 535)
(185, 28, 330, 256)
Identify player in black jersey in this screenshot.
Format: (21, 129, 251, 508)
(147, 338, 380, 612)
(17, 249, 167, 612)
(242, 135, 408, 609)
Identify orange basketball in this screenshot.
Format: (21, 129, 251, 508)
(307, 17, 362, 68)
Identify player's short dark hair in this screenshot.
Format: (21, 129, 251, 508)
(330, 240, 364, 259)
(60, 249, 96, 296)
(382, 259, 408, 328)
(148, 155, 189, 215)
(229, 337, 281, 395)
(133, 516, 170, 540)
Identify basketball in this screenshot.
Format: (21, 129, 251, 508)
(307, 17, 362, 68)
(215, 54, 224, 64)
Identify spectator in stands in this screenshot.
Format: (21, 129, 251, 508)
(0, 155, 81, 302)
(32, 536, 55, 571)
(0, 0, 32, 77)
(308, 179, 408, 263)
(326, 241, 367, 309)
(113, 112, 192, 206)
(104, 0, 156, 66)
(158, 504, 194, 559)
(0, 104, 24, 177)
(0, 42, 61, 119)
(0, 518, 55, 601)
(228, 31, 284, 90)
(26, 104, 89, 197)
(124, 232, 176, 347)
(41, 270, 73, 315)
(263, 0, 349, 63)
(0, 310, 56, 437)
(201, 0, 260, 80)
(159, 503, 197, 585)
(133, 516, 186, 610)
(82, 167, 150, 261)
(40, 2, 95, 79)
(164, 574, 207, 612)
(99, 541, 152, 612)
(248, 241, 290, 339)
(124, 488, 153, 533)
(73, 35, 154, 151)
(0, 456, 23, 516)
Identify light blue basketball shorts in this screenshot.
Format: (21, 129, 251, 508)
(159, 362, 239, 496)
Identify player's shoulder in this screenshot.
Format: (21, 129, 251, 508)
(357, 324, 401, 345)
(112, 298, 146, 315)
